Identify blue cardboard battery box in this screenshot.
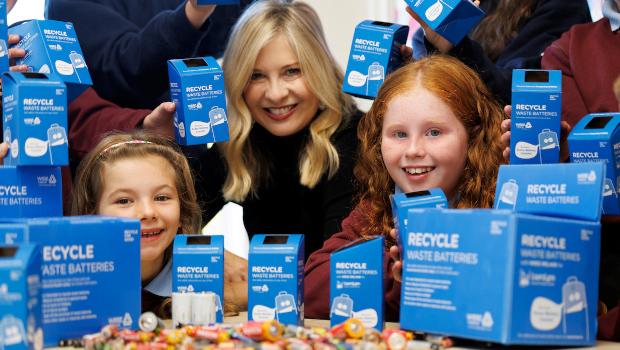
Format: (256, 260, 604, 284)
(0, 0, 8, 74)
(0, 244, 42, 350)
(2, 72, 68, 166)
(342, 21, 408, 100)
(511, 69, 562, 164)
(173, 235, 224, 323)
(330, 236, 385, 330)
(390, 189, 448, 260)
(568, 113, 620, 215)
(494, 163, 605, 222)
(248, 234, 304, 326)
(403, 0, 484, 46)
(0, 216, 141, 347)
(9, 20, 92, 104)
(0, 167, 62, 218)
(168, 57, 229, 145)
(0, 224, 28, 245)
(400, 209, 600, 346)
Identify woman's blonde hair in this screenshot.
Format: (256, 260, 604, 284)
(355, 55, 507, 245)
(219, 0, 356, 202)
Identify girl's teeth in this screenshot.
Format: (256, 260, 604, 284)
(141, 230, 162, 237)
(268, 105, 294, 115)
(405, 167, 432, 175)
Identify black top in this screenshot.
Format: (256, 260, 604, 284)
(426, 0, 591, 105)
(195, 111, 363, 259)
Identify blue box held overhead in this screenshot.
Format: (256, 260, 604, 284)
(390, 188, 447, 260)
(330, 236, 385, 330)
(168, 57, 229, 145)
(2, 72, 67, 166)
(400, 209, 600, 346)
(0, 0, 8, 74)
(0, 167, 62, 218)
(342, 20, 408, 100)
(494, 163, 605, 222)
(0, 244, 41, 350)
(173, 235, 224, 323)
(403, 0, 484, 46)
(0, 216, 141, 347)
(9, 20, 92, 103)
(248, 234, 304, 326)
(511, 70, 562, 164)
(568, 113, 620, 215)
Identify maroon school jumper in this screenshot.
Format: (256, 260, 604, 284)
(304, 199, 401, 321)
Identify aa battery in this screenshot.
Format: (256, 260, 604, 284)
(101, 324, 119, 340)
(139, 312, 166, 332)
(194, 328, 230, 343)
(327, 319, 364, 340)
(192, 291, 217, 326)
(58, 337, 85, 347)
(241, 321, 282, 341)
(382, 330, 407, 350)
(283, 325, 308, 339)
(173, 291, 193, 328)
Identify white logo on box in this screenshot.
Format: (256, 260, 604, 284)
(577, 170, 597, 184)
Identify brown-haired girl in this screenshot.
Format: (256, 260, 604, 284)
(305, 55, 507, 320)
(71, 130, 205, 317)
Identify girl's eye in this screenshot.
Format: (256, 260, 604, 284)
(427, 129, 441, 137)
(155, 195, 170, 202)
(115, 198, 131, 205)
(395, 131, 407, 139)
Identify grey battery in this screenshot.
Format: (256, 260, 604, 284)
(191, 291, 216, 326)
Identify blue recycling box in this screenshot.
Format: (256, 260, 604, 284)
(330, 236, 385, 330)
(0, 216, 141, 347)
(568, 113, 620, 215)
(400, 209, 600, 346)
(0, 0, 8, 74)
(342, 21, 408, 100)
(0, 167, 62, 218)
(248, 235, 304, 326)
(403, 0, 484, 46)
(0, 223, 28, 245)
(0, 244, 41, 350)
(390, 189, 448, 261)
(511, 70, 562, 164)
(494, 163, 605, 222)
(173, 235, 224, 323)
(9, 20, 92, 103)
(2, 72, 68, 166)
(168, 57, 229, 145)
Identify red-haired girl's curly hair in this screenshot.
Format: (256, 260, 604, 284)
(354, 55, 507, 246)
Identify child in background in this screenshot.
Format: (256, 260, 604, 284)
(304, 55, 507, 320)
(70, 130, 237, 317)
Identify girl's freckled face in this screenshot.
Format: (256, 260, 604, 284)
(381, 86, 469, 199)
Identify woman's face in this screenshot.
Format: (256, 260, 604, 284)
(243, 35, 320, 137)
(381, 86, 469, 199)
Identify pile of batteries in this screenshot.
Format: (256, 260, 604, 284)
(69, 316, 453, 350)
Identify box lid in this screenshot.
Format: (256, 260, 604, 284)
(568, 113, 620, 140)
(2, 71, 66, 87)
(512, 70, 561, 92)
(168, 57, 222, 75)
(356, 20, 408, 34)
(0, 243, 38, 269)
(249, 234, 304, 253)
(173, 235, 223, 254)
(391, 188, 448, 208)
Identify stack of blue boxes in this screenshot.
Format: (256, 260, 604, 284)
(1, 21, 140, 349)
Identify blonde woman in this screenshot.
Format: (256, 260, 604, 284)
(196, 0, 360, 265)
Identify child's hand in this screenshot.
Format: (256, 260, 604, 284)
(224, 250, 248, 283)
(501, 105, 572, 163)
(8, 34, 28, 72)
(400, 44, 414, 62)
(142, 102, 176, 140)
(0, 142, 7, 165)
(185, 1, 216, 30)
(389, 229, 402, 283)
